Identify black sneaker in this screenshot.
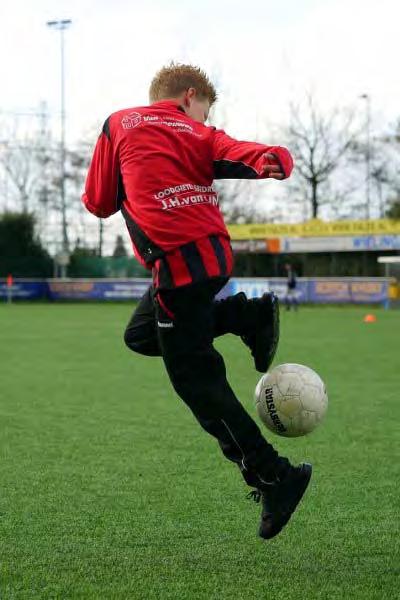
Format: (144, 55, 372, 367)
(241, 292, 280, 373)
(247, 463, 312, 539)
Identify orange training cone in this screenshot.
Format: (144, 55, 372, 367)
(364, 314, 377, 323)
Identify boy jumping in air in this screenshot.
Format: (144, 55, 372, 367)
(82, 64, 312, 539)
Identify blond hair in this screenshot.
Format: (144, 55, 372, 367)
(149, 63, 217, 105)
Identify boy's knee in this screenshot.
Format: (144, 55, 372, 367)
(124, 325, 159, 356)
(124, 327, 142, 353)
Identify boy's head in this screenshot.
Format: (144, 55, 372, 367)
(149, 63, 217, 123)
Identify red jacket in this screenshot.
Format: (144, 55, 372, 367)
(82, 100, 293, 287)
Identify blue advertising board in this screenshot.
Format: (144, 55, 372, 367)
(308, 279, 388, 303)
(225, 279, 308, 303)
(217, 278, 389, 304)
(0, 280, 48, 300)
(0, 279, 152, 301)
(0, 277, 390, 304)
(47, 279, 151, 300)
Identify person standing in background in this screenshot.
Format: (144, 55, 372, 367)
(284, 263, 299, 311)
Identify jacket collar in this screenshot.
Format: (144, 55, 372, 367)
(150, 100, 186, 113)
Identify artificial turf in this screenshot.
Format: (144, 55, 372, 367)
(0, 303, 399, 599)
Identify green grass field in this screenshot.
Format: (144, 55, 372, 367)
(0, 303, 399, 599)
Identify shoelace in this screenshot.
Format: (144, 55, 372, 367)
(246, 490, 261, 503)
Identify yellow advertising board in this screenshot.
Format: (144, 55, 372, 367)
(227, 219, 400, 240)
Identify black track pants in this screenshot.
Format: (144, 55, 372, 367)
(124, 280, 288, 485)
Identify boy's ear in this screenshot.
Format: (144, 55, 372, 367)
(185, 88, 197, 103)
(182, 90, 191, 106)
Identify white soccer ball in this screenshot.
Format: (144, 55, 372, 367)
(255, 363, 328, 437)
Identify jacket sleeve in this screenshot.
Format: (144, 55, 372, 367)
(82, 118, 125, 218)
(212, 128, 293, 180)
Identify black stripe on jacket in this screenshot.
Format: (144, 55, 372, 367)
(179, 242, 209, 283)
(213, 160, 258, 179)
(121, 206, 164, 264)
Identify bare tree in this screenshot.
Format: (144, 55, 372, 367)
(214, 180, 267, 224)
(376, 120, 400, 217)
(285, 93, 359, 218)
(0, 139, 50, 213)
(210, 103, 273, 224)
(0, 112, 60, 253)
(0, 109, 121, 256)
(371, 164, 391, 218)
(68, 136, 108, 256)
(386, 196, 400, 218)
(0, 134, 94, 254)
(349, 129, 397, 219)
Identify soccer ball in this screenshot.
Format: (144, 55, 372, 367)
(255, 363, 328, 437)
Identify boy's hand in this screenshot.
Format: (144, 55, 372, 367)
(262, 148, 294, 179)
(262, 153, 285, 179)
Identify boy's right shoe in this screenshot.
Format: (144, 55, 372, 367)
(247, 462, 312, 539)
(241, 292, 280, 373)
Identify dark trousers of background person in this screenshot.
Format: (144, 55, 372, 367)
(124, 280, 289, 487)
(285, 286, 299, 311)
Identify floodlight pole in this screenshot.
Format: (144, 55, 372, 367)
(360, 94, 371, 220)
(47, 19, 72, 276)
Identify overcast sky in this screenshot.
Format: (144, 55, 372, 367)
(0, 0, 399, 250)
(1, 0, 399, 144)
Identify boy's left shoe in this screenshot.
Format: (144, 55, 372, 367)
(247, 462, 312, 540)
(241, 292, 280, 373)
